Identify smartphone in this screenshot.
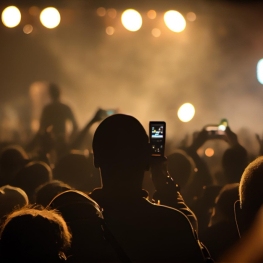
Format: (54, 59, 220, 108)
(105, 109, 116, 116)
(149, 121, 166, 156)
(205, 125, 225, 137)
(218, 118, 228, 131)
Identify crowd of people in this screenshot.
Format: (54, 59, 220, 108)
(0, 83, 263, 262)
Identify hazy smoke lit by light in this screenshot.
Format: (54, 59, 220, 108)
(40, 7, 61, 29)
(164, 10, 186, 33)
(147, 10, 156, 19)
(1, 6, 21, 28)
(257, 59, 263, 84)
(205, 148, 214, 157)
(121, 9, 142, 32)
(177, 103, 195, 122)
(152, 28, 161, 37)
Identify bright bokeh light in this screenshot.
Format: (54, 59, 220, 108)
(23, 24, 33, 34)
(186, 12, 196, 22)
(121, 9, 142, 32)
(164, 10, 186, 33)
(177, 103, 195, 122)
(40, 7, 60, 29)
(106, 26, 115, 35)
(1, 6, 21, 28)
(205, 148, 214, 157)
(147, 10, 156, 19)
(257, 59, 263, 84)
(152, 28, 161, 37)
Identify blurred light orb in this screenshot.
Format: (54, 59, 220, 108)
(147, 10, 156, 19)
(40, 7, 60, 29)
(23, 24, 33, 34)
(152, 28, 161, 37)
(121, 9, 142, 32)
(106, 26, 115, 35)
(164, 10, 186, 32)
(177, 103, 195, 122)
(107, 8, 117, 19)
(186, 12, 196, 22)
(97, 7, 106, 17)
(1, 6, 21, 28)
(205, 148, 214, 157)
(257, 59, 263, 85)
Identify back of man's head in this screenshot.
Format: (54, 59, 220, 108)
(238, 156, 263, 231)
(49, 83, 61, 101)
(92, 114, 149, 176)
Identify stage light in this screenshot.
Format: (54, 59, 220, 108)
(186, 12, 196, 22)
(257, 59, 263, 85)
(164, 10, 186, 33)
(106, 26, 115, 35)
(147, 10, 156, 19)
(152, 28, 161, 37)
(205, 148, 214, 157)
(23, 24, 33, 34)
(121, 9, 142, 32)
(177, 103, 195, 122)
(1, 6, 21, 28)
(40, 7, 60, 29)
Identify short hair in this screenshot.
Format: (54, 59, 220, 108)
(0, 206, 71, 262)
(92, 114, 149, 169)
(239, 156, 263, 214)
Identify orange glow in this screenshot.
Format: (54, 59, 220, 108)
(205, 148, 214, 157)
(107, 8, 117, 19)
(186, 12, 196, 22)
(97, 7, 106, 17)
(23, 24, 33, 34)
(152, 28, 161, 37)
(147, 10, 156, 19)
(106, 26, 115, 35)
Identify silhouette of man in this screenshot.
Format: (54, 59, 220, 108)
(39, 83, 78, 143)
(90, 114, 205, 262)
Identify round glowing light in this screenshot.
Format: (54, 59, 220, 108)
(106, 26, 115, 35)
(164, 10, 186, 33)
(205, 148, 214, 157)
(186, 12, 196, 22)
(257, 59, 263, 85)
(97, 7, 106, 17)
(121, 9, 142, 32)
(152, 28, 161, 37)
(1, 6, 21, 28)
(177, 103, 195, 122)
(40, 7, 61, 29)
(23, 24, 33, 34)
(108, 8, 117, 19)
(147, 10, 156, 19)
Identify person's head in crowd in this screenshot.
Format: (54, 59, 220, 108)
(222, 145, 248, 183)
(48, 190, 118, 262)
(0, 185, 28, 220)
(167, 149, 196, 190)
(0, 145, 29, 186)
(53, 151, 97, 192)
(236, 156, 263, 235)
(35, 180, 73, 207)
(13, 161, 52, 202)
(0, 205, 71, 263)
(48, 82, 61, 102)
(92, 114, 149, 191)
(209, 183, 239, 226)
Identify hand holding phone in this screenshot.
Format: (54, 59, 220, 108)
(149, 121, 166, 157)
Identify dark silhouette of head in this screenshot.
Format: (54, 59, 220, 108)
(35, 180, 73, 207)
(0, 145, 29, 186)
(92, 114, 149, 189)
(167, 149, 196, 189)
(222, 145, 248, 183)
(53, 152, 97, 192)
(49, 83, 61, 101)
(0, 205, 71, 263)
(236, 156, 263, 235)
(13, 161, 52, 202)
